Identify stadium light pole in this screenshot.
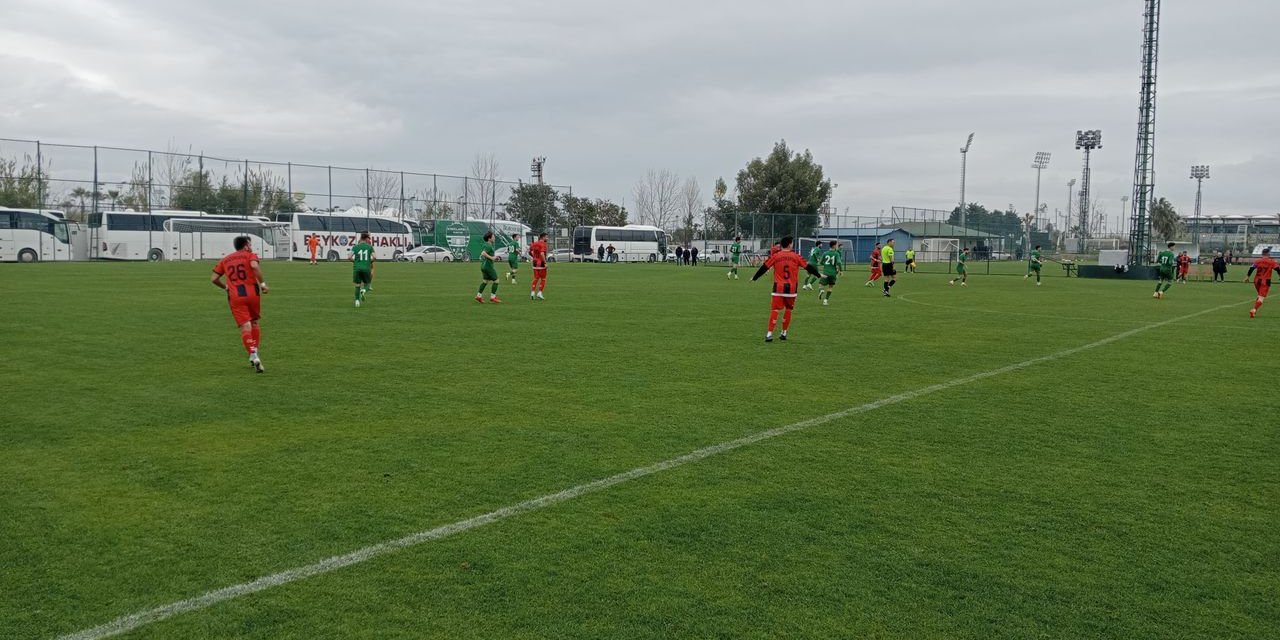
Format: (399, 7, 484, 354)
(1066, 178, 1076, 245)
(1190, 165, 1209, 247)
(1075, 129, 1102, 254)
(1031, 152, 1051, 237)
(959, 133, 975, 230)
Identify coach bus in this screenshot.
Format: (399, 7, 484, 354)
(87, 210, 275, 261)
(0, 208, 79, 262)
(572, 224, 667, 262)
(425, 218, 532, 261)
(275, 211, 413, 261)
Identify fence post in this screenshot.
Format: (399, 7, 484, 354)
(243, 159, 250, 217)
(327, 165, 333, 212)
(35, 140, 43, 208)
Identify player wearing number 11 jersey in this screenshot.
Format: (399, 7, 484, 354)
(351, 232, 375, 307)
(752, 236, 821, 342)
(212, 236, 268, 373)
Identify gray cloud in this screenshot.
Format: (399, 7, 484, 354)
(2, 0, 1277, 222)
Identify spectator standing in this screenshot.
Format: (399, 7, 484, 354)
(1213, 251, 1227, 282)
(675, 246, 684, 265)
(598, 244, 605, 263)
(691, 246, 699, 266)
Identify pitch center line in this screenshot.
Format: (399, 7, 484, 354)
(55, 301, 1243, 640)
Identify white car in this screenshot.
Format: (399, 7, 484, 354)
(548, 249, 574, 263)
(402, 245, 453, 262)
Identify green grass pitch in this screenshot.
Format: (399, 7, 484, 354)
(2, 260, 1277, 639)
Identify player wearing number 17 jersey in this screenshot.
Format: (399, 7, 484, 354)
(211, 236, 268, 373)
(1246, 247, 1278, 318)
(751, 236, 821, 342)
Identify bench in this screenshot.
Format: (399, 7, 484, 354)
(1061, 261, 1077, 277)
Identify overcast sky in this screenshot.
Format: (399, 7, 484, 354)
(3, 0, 1278, 226)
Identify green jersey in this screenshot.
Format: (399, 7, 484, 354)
(352, 243, 374, 271)
(1030, 249, 1042, 266)
(730, 242, 742, 262)
(957, 252, 967, 268)
(819, 249, 843, 275)
(1156, 250, 1176, 274)
(481, 243, 496, 269)
(508, 241, 520, 265)
(881, 245, 895, 264)
(808, 246, 822, 263)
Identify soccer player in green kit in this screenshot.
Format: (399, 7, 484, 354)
(1024, 244, 1044, 285)
(949, 246, 969, 286)
(506, 233, 521, 284)
(727, 236, 743, 280)
(475, 231, 502, 304)
(351, 232, 375, 307)
(802, 242, 823, 290)
(817, 240, 843, 305)
(1154, 241, 1177, 299)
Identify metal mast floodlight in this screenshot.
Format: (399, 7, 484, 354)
(1031, 152, 1051, 235)
(1190, 164, 1209, 246)
(1075, 130, 1102, 254)
(531, 157, 546, 185)
(1128, 0, 1162, 264)
(959, 133, 975, 230)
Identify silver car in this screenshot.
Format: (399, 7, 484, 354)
(401, 245, 454, 262)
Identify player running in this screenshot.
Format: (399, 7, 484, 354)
(727, 236, 743, 280)
(880, 239, 898, 297)
(1025, 245, 1044, 285)
(949, 247, 970, 286)
(865, 242, 883, 287)
(211, 236, 268, 373)
(817, 240, 844, 306)
(1246, 247, 1278, 318)
(506, 233, 521, 284)
(1154, 242, 1176, 299)
(350, 232, 374, 307)
(475, 231, 502, 304)
(529, 232, 549, 299)
(307, 234, 320, 265)
(751, 236, 821, 343)
(1177, 251, 1191, 283)
(802, 243, 822, 290)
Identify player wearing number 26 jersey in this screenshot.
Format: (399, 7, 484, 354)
(212, 236, 268, 373)
(752, 236, 821, 343)
(1247, 247, 1278, 318)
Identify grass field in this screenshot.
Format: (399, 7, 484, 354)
(2, 259, 1277, 639)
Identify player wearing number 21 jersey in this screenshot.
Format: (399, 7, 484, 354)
(751, 235, 821, 343)
(1247, 247, 1278, 318)
(212, 236, 268, 373)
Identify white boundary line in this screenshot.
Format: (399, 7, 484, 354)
(56, 301, 1241, 640)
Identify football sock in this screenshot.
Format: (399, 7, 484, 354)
(355, 286, 362, 301)
(1254, 297, 1264, 312)
(883, 282, 890, 293)
(478, 283, 487, 295)
(491, 283, 499, 294)
(782, 309, 793, 331)
(768, 309, 779, 333)
(251, 325, 260, 349)
(240, 328, 255, 354)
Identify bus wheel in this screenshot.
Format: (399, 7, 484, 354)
(18, 249, 38, 263)
(327, 251, 340, 262)
(147, 249, 164, 262)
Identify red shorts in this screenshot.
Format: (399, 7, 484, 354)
(870, 267, 882, 278)
(770, 295, 796, 311)
(229, 296, 261, 325)
(1255, 280, 1271, 298)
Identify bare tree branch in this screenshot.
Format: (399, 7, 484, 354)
(467, 152, 501, 219)
(633, 169, 681, 230)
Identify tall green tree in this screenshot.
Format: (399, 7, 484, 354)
(505, 183, 559, 232)
(1149, 197, 1183, 241)
(0, 154, 46, 209)
(170, 168, 299, 216)
(561, 194, 628, 228)
(732, 140, 831, 238)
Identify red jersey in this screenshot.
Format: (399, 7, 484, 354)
(529, 240, 548, 267)
(1177, 255, 1191, 270)
(1250, 256, 1278, 282)
(764, 250, 809, 297)
(214, 250, 262, 299)
(870, 249, 882, 267)
(770, 243, 781, 256)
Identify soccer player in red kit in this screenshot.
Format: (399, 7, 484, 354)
(865, 241, 883, 287)
(752, 236, 821, 342)
(1246, 247, 1278, 318)
(212, 236, 269, 372)
(1177, 251, 1192, 283)
(529, 232, 549, 300)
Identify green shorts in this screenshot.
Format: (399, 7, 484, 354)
(481, 265, 498, 281)
(353, 269, 372, 285)
(1030, 264, 1042, 272)
(508, 257, 519, 269)
(731, 256, 741, 266)
(821, 273, 838, 286)
(956, 264, 967, 274)
(1158, 269, 1174, 281)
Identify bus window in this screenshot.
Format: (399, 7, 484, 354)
(298, 215, 327, 232)
(88, 213, 103, 227)
(275, 213, 293, 223)
(0, 212, 11, 229)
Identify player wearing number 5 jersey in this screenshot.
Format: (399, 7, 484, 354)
(751, 235, 821, 343)
(1246, 247, 1278, 318)
(212, 236, 268, 373)
(351, 232, 375, 307)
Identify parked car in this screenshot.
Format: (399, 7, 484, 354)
(548, 248, 575, 263)
(401, 245, 453, 262)
(493, 246, 526, 262)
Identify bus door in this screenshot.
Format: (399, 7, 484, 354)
(0, 212, 13, 259)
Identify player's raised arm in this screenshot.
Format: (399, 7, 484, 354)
(751, 259, 772, 281)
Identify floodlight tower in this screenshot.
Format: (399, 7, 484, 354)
(959, 133, 975, 229)
(1075, 129, 1102, 254)
(1031, 152, 1051, 232)
(1128, 0, 1161, 264)
(1190, 164, 1210, 246)
(531, 157, 546, 185)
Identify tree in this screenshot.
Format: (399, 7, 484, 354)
(106, 189, 121, 211)
(633, 169, 681, 230)
(119, 163, 151, 211)
(505, 183, 559, 232)
(1150, 197, 1183, 241)
(155, 140, 193, 207)
(563, 194, 629, 228)
(70, 187, 91, 216)
(0, 154, 46, 209)
(358, 170, 401, 216)
(733, 140, 831, 238)
(468, 152, 502, 219)
(170, 168, 299, 216)
(673, 176, 702, 244)
(418, 188, 457, 220)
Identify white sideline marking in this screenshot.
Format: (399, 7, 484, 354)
(56, 301, 1242, 640)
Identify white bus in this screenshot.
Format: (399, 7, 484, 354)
(573, 224, 668, 262)
(275, 211, 413, 262)
(87, 210, 276, 261)
(0, 208, 79, 262)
